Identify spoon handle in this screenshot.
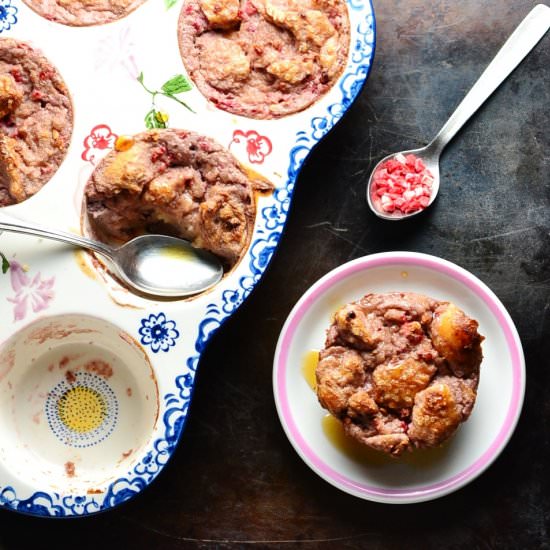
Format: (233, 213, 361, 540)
(0, 212, 114, 258)
(429, 4, 550, 154)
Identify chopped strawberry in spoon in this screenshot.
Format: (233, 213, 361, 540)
(371, 153, 434, 215)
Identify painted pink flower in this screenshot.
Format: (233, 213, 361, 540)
(81, 124, 118, 164)
(229, 130, 272, 164)
(7, 261, 55, 322)
(94, 26, 139, 80)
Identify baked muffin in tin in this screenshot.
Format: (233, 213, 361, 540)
(178, 0, 350, 118)
(85, 128, 272, 269)
(0, 38, 73, 207)
(22, 0, 147, 27)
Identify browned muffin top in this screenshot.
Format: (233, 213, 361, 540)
(316, 292, 484, 457)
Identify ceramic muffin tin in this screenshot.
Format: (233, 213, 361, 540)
(0, 0, 375, 516)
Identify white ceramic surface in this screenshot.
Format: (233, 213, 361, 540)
(273, 252, 525, 504)
(0, 315, 158, 494)
(0, 0, 375, 516)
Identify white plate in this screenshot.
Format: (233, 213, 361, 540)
(273, 252, 525, 504)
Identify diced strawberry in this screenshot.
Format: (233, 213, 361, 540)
(150, 145, 167, 163)
(384, 159, 402, 173)
(419, 196, 431, 207)
(9, 68, 23, 82)
(39, 70, 54, 80)
(405, 154, 416, 167)
(414, 158, 426, 172)
(241, 0, 258, 15)
(371, 153, 434, 215)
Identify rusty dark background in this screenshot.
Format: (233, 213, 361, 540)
(1, 0, 549, 548)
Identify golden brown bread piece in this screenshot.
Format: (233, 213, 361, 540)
(316, 346, 367, 415)
(0, 134, 26, 204)
(0, 74, 22, 119)
(431, 302, 484, 377)
(372, 358, 437, 409)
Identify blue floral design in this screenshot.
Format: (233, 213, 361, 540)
(0, 0, 17, 32)
(138, 312, 180, 353)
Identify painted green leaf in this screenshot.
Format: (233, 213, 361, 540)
(145, 109, 167, 129)
(164, 0, 178, 8)
(145, 109, 160, 129)
(161, 74, 192, 95)
(1, 253, 9, 274)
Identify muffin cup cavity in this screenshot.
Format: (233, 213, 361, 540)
(0, 314, 159, 494)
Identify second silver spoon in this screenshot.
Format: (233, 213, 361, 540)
(366, 4, 550, 221)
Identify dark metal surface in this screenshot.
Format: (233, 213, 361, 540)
(2, 0, 549, 547)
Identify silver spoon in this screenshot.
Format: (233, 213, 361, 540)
(366, 3, 550, 221)
(0, 213, 223, 298)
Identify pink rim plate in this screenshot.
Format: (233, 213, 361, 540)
(273, 251, 525, 504)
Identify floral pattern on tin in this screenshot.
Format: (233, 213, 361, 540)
(138, 313, 180, 353)
(7, 261, 55, 322)
(0, 0, 17, 33)
(81, 124, 118, 164)
(229, 130, 272, 164)
(94, 26, 139, 80)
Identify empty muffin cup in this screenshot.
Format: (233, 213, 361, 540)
(0, 314, 159, 494)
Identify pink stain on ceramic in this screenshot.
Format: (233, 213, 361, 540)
(7, 262, 55, 322)
(84, 359, 113, 379)
(119, 28, 139, 79)
(0, 346, 15, 382)
(81, 124, 118, 164)
(229, 130, 272, 164)
(64, 461, 76, 477)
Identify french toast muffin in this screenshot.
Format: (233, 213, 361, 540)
(85, 128, 272, 268)
(22, 0, 147, 26)
(316, 292, 484, 457)
(0, 38, 72, 206)
(178, 0, 350, 118)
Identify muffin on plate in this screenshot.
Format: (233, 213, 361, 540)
(178, 0, 350, 118)
(84, 128, 272, 269)
(316, 292, 484, 457)
(0, 38, 73, 206)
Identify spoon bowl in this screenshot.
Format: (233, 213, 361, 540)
(0, 213, 224, 298)
(111, 234, 224, 297)
(366, 4, 550, 221)
(366, 143, 441, 221)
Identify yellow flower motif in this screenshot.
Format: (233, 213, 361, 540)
(155, 111, 169, 124)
